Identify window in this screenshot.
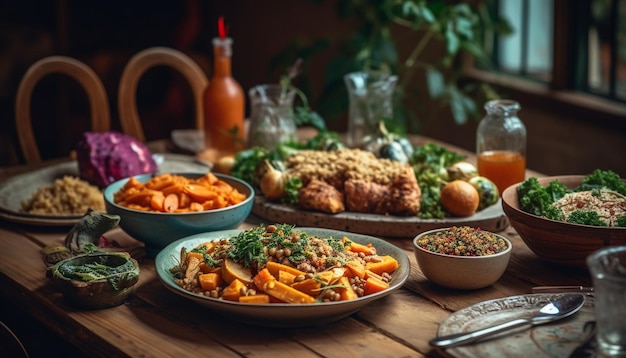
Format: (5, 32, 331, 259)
(587, 0, 626, 100)
(486, 0, 626, 103)
(493, 0, 554, 82)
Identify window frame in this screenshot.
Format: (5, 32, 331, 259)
(464, 0, 626, 128)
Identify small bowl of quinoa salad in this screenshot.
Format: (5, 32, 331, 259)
(413, 226, 512, 290)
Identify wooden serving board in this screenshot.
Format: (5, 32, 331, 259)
(252, 197, 510, 238)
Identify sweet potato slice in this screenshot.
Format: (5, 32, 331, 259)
(278, 270, 296, 285)
(263, 280, 316, 304)
(198, 273, 222, 291)
(150, 192, 165, 211)
(336, 276, 359, 301)
(343, 238, 377, 255)
(290, 278, 321, 297)
(346, 260, 366, 279)
(365, 255, 399, 275)
(266, 261, 306, 278)
(239, 294, 270, 304)
(363, 275, 389, 295)
(222, 279, 246, 301)
(254, 268, 316, 304)
(184, 184, 218, 202)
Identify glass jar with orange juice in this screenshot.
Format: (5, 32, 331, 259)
(476, 100, 527, 194)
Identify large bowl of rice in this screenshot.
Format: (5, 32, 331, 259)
(502, 175, 626, 267)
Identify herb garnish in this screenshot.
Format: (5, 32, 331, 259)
(56, 255, 138, 291)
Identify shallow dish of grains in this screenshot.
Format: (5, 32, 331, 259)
(155, 226, 410, 327)
(412, 226, 512, 290)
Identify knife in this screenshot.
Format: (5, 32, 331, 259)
(532, 286, 594, 294)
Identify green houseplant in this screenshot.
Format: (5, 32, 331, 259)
(271, 0, 512, 133)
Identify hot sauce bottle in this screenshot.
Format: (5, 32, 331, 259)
(203, 16, 245, 157)
(476, 99, 527, 195)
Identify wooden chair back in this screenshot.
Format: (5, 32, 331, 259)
(15, 56, 111, 164)
(118, 47, 208, 142)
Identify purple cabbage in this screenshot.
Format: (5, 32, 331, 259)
(76, 131, 157, 188)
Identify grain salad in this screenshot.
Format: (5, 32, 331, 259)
(285, 148, 408, 189)
(21, 176, 105, 215)
(416, 226, 508, 256)
(552, 189, 626, 227)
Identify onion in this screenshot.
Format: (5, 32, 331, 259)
(446, 161, 478, 181)
(258, 160, 287, 200)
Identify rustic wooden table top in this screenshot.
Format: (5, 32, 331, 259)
(0, 135, 593, 358)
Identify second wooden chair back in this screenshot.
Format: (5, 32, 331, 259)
(15, 56, 111, 164)
(118, 47, 208, 142)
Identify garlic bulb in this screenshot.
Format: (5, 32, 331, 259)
(257, 160, 287, 200)
(446, 161, 478, 181)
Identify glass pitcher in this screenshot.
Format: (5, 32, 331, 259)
(247, 84, 297, 150)
(344, 71, 398, 148)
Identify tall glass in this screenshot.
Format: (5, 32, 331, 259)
(586, 246, 626, 356)
(344, 71, 397, 148)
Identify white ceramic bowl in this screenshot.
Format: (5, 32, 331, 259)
(104, 172, 254, 256)
(413, 227, 512, 290)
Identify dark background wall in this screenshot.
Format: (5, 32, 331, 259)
(1, 0, 625, 177)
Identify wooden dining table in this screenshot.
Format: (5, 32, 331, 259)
(0, 133, 594, 358)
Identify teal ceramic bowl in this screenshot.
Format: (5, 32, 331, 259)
(104, 173, 254, 256)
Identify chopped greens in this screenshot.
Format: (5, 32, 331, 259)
(54, 254, 138, 291)
(517, 170, 626, 227)
(567, 210, 607, 226)
(227, 225, 272, 267)
(410, 143, 466, 219)
(579, 169, 626, 195)
(207, 224, 352, 271)
(517, 177, 563, 220)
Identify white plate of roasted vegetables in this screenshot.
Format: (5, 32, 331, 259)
(155, 224, 410, 327)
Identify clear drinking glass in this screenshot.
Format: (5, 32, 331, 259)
(247, 84, 297, 150)
(586, 246, 626, 356)
(344, 71, 397, 148)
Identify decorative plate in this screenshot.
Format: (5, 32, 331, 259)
(253, 197, 509, 238)
(437, 293, 595, 358)
(155, 227, 410, 327)
(0, 154, 210, 226)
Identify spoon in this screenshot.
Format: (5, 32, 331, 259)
(430, 293, 586, 349)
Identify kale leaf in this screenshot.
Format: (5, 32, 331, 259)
(578, 169, 626, 195)
(566, 210, 607, 226)
(517, 177, 564, 220)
